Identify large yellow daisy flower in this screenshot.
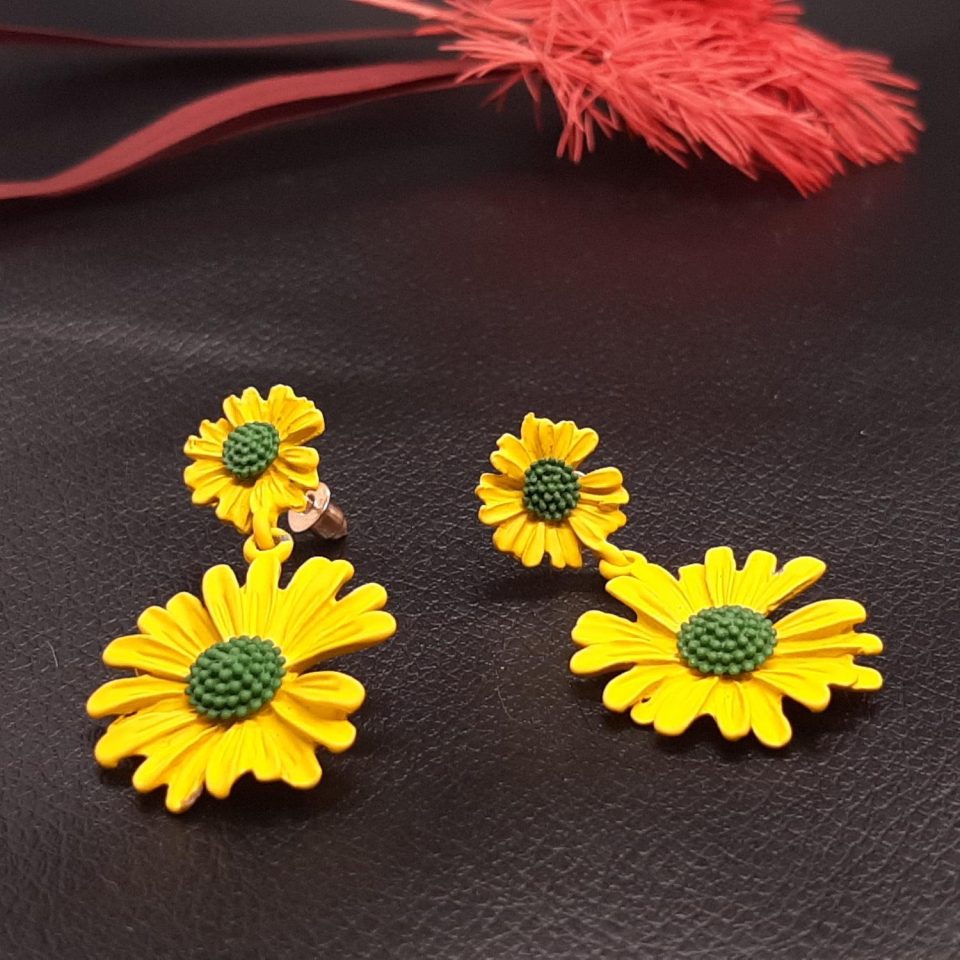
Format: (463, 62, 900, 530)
(570, 547, 882, 746)
(86, 554, 395, 813)
(476, 413, 629, 569)
(184, 385, 325, 534)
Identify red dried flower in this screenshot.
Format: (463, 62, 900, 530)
(362, 0, 922, 193)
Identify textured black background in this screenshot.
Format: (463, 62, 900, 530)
(1, 2, 958, 958)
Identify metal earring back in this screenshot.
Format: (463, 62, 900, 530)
(287, 482, 348, 540)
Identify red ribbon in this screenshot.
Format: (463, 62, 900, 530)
(0, 24, 432, 49)
(0, 58, 476, 201)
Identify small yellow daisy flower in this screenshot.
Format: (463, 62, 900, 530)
(476, 413, 629, 569)
(87, 554, 395, 813)
(184, 385, 325, 534)
(570, 547, 882, 746)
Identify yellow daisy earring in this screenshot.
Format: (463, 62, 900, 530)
(87, 386, 396, 813)
(476, 416, 884, 746)
(476, 412, 630, 568)
(182, 383, 334, 554)
(572, 547, 883, 747)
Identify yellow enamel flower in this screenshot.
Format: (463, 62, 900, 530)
(570, 547, 883, 747)
(476, 413, 629, 568)
(184, 385, 325, 534)
(86, 555, 395, 813)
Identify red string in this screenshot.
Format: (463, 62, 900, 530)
(0, 60, 475, 201)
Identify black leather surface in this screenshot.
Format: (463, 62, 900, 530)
(1, 2, 958, 958)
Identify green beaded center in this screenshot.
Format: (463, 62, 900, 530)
(222, 421, 280, 479)
(523, 457, 581, 522)
(677, 605, 777, 677)
(186, 636, 286, 722)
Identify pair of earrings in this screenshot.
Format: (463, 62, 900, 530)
(87, 394, 883, 814)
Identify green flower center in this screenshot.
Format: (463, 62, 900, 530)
(186, 636, 286, 722)
(222, 421, 280, 479)
(677, 605, 777, 677)
(523, 457, 581, 522)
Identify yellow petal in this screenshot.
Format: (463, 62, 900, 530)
(653, 675, 718, 736)
(189, 473, 234, 507)
(265, 384, 297, 424)
(251, 469, 304, 520)
(184, 457, 229, 488)
(164, 730, 220, 813)
(851, 665, 883, 691)
(87, 676, 186, 718)
(257, 711, 323, 789)
(273, 561, 395, 671)
(549, 419, 576, 461)
(271, 557, 354, 641)
(204, 722, 255, 799)
(572, 502, 627, 538)
(201, 719, 286, 797)
(102, 635, 193, 681)
(564, 425, 599, 467)
(571, 642, 677, 675)
(138, 599, 213, 661)
(242, 554, 281, 639)
(93, 700, 197, 767)
(602, 663, 681, 712)
(268, 386, 325, 444)
(476, 473, 523, 502)
(520, 412, 546, 459)
(272, 444, 320, 489)
(704, 547, 737, 606)
(741, 681, 792, 748)
(165, 591, 222, 651)
(703, 680, 750, 740)
(266, 385, 324, 439)
(272, 690, 357, 753)
(580, 487, 630, 508)
(606, 565, 692, 634)
(567, 507, 626, 555)
(197, 417, 230, 445)
(223, 386, 267, 427)
(754, 556, 827, 614)
(676, 563, 711, 613)
(760, 653, 858, 691)
(555, 524, 583, 568)
(542, 527, 565, 570)
(284, 671, 366, 714)
(571, 609, 674, 653)
(774, 599, 867, 641)
(578, 466, 625, 493)
(775, 632, 883, 658)
(478, 497, 525, 526)
(131, 722, 216, 794)
(202, 564, 244, 640)
(214, 480, 254, 533)
(496, 432, 534, 473)
(183, 423, 226, 461)
(754, 671, 832, 712)
(521, 521, 546, 567)
(628, 671, 693, 725)
(246, 718, 285, 782)
(491, 512, 530, 554)
(729, 550, 778, 610)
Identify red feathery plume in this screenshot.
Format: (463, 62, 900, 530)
(0, 0, 920, 200)
(360, 0, 922, 194)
